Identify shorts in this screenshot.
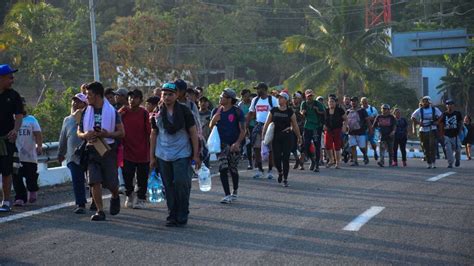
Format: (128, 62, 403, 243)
(251, 123, 264, 149)
(0, 141, 16, 176)
(87, 143, 119, 189)
(325, 128, 343, 150)
(366, 130, 377, 145)
(349, 135, 367, 148)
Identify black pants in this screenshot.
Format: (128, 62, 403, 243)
(13, 162, 39, 202)
(393, 137, 407, 162)
(272, 132, 292, 179)
(218, 145, 240, 196)
(304, 128, 322, 164)
(123, 160, 149, 200)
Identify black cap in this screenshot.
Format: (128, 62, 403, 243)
(146, 96, 160, 105)
(445, 99, 455, 105)
(174, 79, 187, 91)
(128, 89, 143, 99)
(350, 96, 359, 102)
(254, 82, 268, 90)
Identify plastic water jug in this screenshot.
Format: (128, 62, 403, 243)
(198, 165, 211, 192)
(148, 170, 164, 203)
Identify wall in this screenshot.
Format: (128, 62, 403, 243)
(421, 67, 447, 105)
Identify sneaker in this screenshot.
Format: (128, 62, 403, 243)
(293, 162, 299, 169)
(350, 161, 359, 167)
(124, 194, 134, 208)
(309, 161, 316, 171)
(392, 162, 398, 167)
(13, 199, 25, 206)
(28, 191, 37, 203)
(267, 170, 274, 179)
(110, 196, 121, 215)
(118, 185, 126, 195)
(252, 170, 263, 179)
(89, 200, 97, 211)
(432, 162, 437, 169)
(91, 211, 106, 221)
(447, 164, 453, 168)
(283, 180, 289, 187)
(220, 195, 232, 204)
(377, 162, 384, 167)
(247, 164, 253, 170)
(335, 165, 340, 169)
(313, 165, 320, 172)
(277, 173, 283, 183)
(363, 157, 369, 165)
(374, 153, 379, 161)
(455, 159, 460, 167)
(73, 206, 86, 214)
(165, 219, 177, 227)
(0, 204, 11, 212)
(133, 199, 146, 209)
(427, 164, 432, 169)
(299, 163, 305, 170)
(231, 190, 238, 201)
(402, 161, 407, 167)
(192, 173, 199, 181)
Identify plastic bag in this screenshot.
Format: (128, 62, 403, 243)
(263, 122, 275, 145)
(207, 126, 221, 154)
(197, 165, 212, 192)
(261, 141, 270, 161)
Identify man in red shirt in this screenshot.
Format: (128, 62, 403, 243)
(119, 89, 151, 209)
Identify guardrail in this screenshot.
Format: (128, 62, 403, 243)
(38, 142, 60, 164)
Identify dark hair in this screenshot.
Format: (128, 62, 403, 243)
(231, 98, 238, 105)
(195, 86, 203, 92)
(104, 88, 115, 96)
(241, 89, 251, 96)
(198, 96, 209, 102)
(146, 96, 160, 105)
(465, 115, 472, 124)
(86, 81, 104, 98)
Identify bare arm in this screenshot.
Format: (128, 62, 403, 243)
(33, 131, 43, 155)
(262, 112, 273, 138)
(7, 114, 23, 142)
(188, 125, 201, 168)
(290, 114, 302, 144)
(150, 128, 157, 168)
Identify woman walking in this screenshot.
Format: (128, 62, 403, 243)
(463, 115, 473, 160)
(393, 108, 409, 167)
(263, 92, 302, 187)
(324, 97, 347, 168)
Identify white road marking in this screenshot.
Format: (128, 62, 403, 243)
(343, 206, 385, 231)
(426, 171, 456, 182)
(0, 195, 112, 224)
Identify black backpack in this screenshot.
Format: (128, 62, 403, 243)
(251, 95, 274, 110)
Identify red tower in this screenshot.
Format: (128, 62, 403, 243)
(365, 0, 392, 29)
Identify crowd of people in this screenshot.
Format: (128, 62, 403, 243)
(1, 63, 473, 226)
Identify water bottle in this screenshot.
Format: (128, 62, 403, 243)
(148, 170, 164, 203)
(198, 165, 212, 192)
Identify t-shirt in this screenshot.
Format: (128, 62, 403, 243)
(151, 104, 196, 161)
(411, 106, 442, 132)
(292, 105, 304, 130)
(325, 107, 346, 130)
(120, 107, 151, 163)
(365, 105, 378, 119)
(373, 114, 396, 140)
(346, 108, 369, 135)
(301, 100, 325, 130)
(239, 102, 255, 127)
(79, 108, 122, 131)
(199, 110, 211, 140)
(270, 107, 294, 137)
(441, 111, 463, 138)
(249, 96, 279, 123)
(16, 115, 41, 163)
(211, 106, 244, 145)
(0, 88, 23, 136)
(395, 117, 408, 139)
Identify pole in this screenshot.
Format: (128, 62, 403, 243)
(89, 0, 100, 81)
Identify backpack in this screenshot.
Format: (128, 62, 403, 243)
(251, 96, 273, 111)
(347, 109, 361, 131)
(459, 125, 468, 142)
(420, 106, 438, 127)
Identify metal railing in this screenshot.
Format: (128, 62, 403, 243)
(38, 142, 60, 164)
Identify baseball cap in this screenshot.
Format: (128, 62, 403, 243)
(174, 79, 187, 91)
(220, 88, 237, 100)
(277, 91, 290, 101)
(0, 64, 18, 75)
(114, 88, 129, 97)
(305, 89, 314, 97)
(128, 89, 143, 99)
(445, 99, 455, 105)
(72, 93, 88, 104)
(254, 82, 268, 90)
(162, 82, 177, 93)
(381, 103, 390, 109)
(422, 96, 432, 102)
(350, 96, 359, 102)
(146, 96, 160, 105)
(316, 96, 324, 101)
(293, 92, 302, 98)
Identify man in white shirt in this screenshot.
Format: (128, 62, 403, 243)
(246, 82, 279, 179)
(411, 96, 442, 168)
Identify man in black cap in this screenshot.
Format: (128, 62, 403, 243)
(438, 99, 463, 168)
(0, 64, 24, 212)
(114, 88, 129, 110)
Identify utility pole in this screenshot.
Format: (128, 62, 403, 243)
(89, 0, 100, 81)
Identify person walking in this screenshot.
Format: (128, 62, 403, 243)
(0, 64, 24, 212)
(238, 89, 254, 170)
(346, 97, 372, 166)
(361, 97, 379, 161)
(462, 115, 473, 160)
(324, 96, 347, 169)
(119, 89, 151, 209)
(300, 89, 326, 172)
(58, 93, 88, 213)
(209, 88, 245, 203)
(438, 99, 463, 168)
(150, 82, 200, 227)
(77, 82, 125, 221)
(392, 108, 408, 167)
(373, 104, 396, 167)
(411, 96, 442, 169)
(263, 92, 302, 187)
(246, 82, 279, 179)
(291, 92, 305, 170)
(12, 99, 43, 206)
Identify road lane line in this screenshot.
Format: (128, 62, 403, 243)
(343, 206, 385, 231)
(0, 195, 112, 224)
(426, 171, 456, 182)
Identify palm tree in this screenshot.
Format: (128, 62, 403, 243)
(437, 49, 474, 114)
(282, 0, 407, 97)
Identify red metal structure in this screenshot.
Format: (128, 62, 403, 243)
(365, 0, 392, 29)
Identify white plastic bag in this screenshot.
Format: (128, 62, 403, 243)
(263, 122, 275, 145)
(261, 141, 270, 161)
(207, 126, 221, 154)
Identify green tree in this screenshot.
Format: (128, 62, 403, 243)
(281, 0, 407, 97)
(205, 79, 255, 104)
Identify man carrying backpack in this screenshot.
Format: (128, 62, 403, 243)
(438, 99, 463, 168)
(411, 96, 442, 169)
(346, 97, 372, 166)
(246, 82, 279, 179)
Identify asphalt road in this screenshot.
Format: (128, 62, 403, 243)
(1, 158, 473, 265)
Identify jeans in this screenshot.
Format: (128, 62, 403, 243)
(393, 137, 407, 162)
(420, 131, 437, 164)
(67, 162, 87, 207)
(379, 136, 394, 165)
(12, 162, 39, 202)
(123, 160, 149, 200)
(158, 158, 192, 224)
(444, 136, 461, 165)
(272, 132, 292, 179)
